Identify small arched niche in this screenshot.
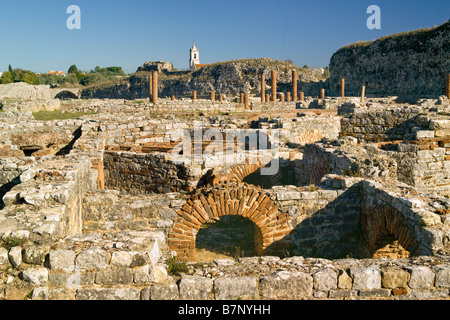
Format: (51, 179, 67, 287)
(195, 215, 256, 261)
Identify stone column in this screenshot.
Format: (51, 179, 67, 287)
(210, 92, 215, 101)
(171, 95, 175, 101)
(219, 94, 223, 102)
(261, 74, 265, 102)
(148, 75, 152, 102)
(320, 89, 325, 99)
(271, 70, 277, 102)
(292, 70, 297, 101)
(299, 92, 304, 102)
(447, 74, 450, 99)
(341, 78, 345, 98)
(286, 92, 291, 102)
(361, 86, 366, 105)
(265, 93, 270, 103)
(192, 90, 197, 101)
(244, 94, 249, 110)
(151, 71, 158, 103)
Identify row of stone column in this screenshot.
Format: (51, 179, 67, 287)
(151, 72, 450, 103)
(260, 70, 319, 102)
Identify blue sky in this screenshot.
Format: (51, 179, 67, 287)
(0, 0, 448, 74)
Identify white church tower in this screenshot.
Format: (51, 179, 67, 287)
(189, 41, 200, 69)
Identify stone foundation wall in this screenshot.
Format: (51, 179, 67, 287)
(103, 151, 198, 194)
(268, 181, 362, 258)
(340, 105, 425, 142)
(82, 190, 184, 235)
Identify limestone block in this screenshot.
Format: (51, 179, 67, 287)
(75, 288, 140, 300)
(213, 258, 235, 267)
(150, 284, 178, 300)
(259, 271, 313, 300)
(23, 245, 49, 265)
(179, 275, 213, 300)
(429, 119, 450, 130)
(358, 289, 391, 298)
(328, 289, 358, 299)
(276, 190, 302, 201)
(0, 247, 9, 266)
(22, 268, 49, 286)
(8, 246, 22, 268)
(406, 289, 449, 299)
(349, 266, 381, 290)
(95, 267, 133, 285)
(415, 130, 435, 139)
(381, 267, 410, 289)
(149, 264, 168, 284)
(31, 287, 49, 300)
(214, 276, 258, 300)
(110, 251, 134, 268)
(433, 265, 450, 288)
(49, 250, 75, 271)
(337, 270, 352, 289)
(313, 268, 338, 291)
(75, 247, 109, 269)
(407, 266, 435, 289)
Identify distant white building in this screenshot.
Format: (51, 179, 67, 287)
(0, 72, 3, 78)
(189, 42, 200, 69)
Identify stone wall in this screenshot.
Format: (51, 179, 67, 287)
(339, 104, 425, 142)
(0, 83, 52, 100)
(103, 151, 199, 194)
(82, 190, 183, 235)
(1, 155, 91, 242)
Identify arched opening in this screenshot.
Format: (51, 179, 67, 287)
(168, 183, 290, 261)
(361, 204, 418, 258)
(54, 91, 78, 100)
(195, 215, 256, 261)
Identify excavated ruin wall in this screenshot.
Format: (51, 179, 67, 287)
(103, 151, 197, 194)
(339, 105, 424, 142)
(81, 190, 182, 234)
(2, 173, 449, 300)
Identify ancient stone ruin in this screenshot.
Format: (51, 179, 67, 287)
(1, 66, 450, 301)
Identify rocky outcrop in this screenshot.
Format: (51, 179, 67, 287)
(81, 58, 327, 100)
(328, 20, 450, 98)
(137, 61, 173, 73)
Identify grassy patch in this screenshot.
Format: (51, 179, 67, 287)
(167, 256, 189, 276)
(32, 110, 95, 121)
(1, 236, 27, 250)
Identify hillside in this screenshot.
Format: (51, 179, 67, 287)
(328, 20, 450, 98)
(81, 58, 328, 100)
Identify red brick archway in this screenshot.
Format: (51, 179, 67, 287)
(361, 204, 418, 258)
(168, 182, 291, 261)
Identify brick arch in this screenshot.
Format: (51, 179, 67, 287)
(202, 162, 263, 187)
(168, 183, 290, 261)
(361, 204, 419, 258)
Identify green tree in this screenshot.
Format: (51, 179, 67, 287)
(68, 65, 78, 74)
(0, 72, 14, 84)
(8, 64, 13, 74)
(10, 69, 37, 85)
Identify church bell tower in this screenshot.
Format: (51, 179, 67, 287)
(189, 41, 200, 69)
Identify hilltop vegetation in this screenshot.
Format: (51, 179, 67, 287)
(328, 20, 449, 97)
(0, 64, 126, 88)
